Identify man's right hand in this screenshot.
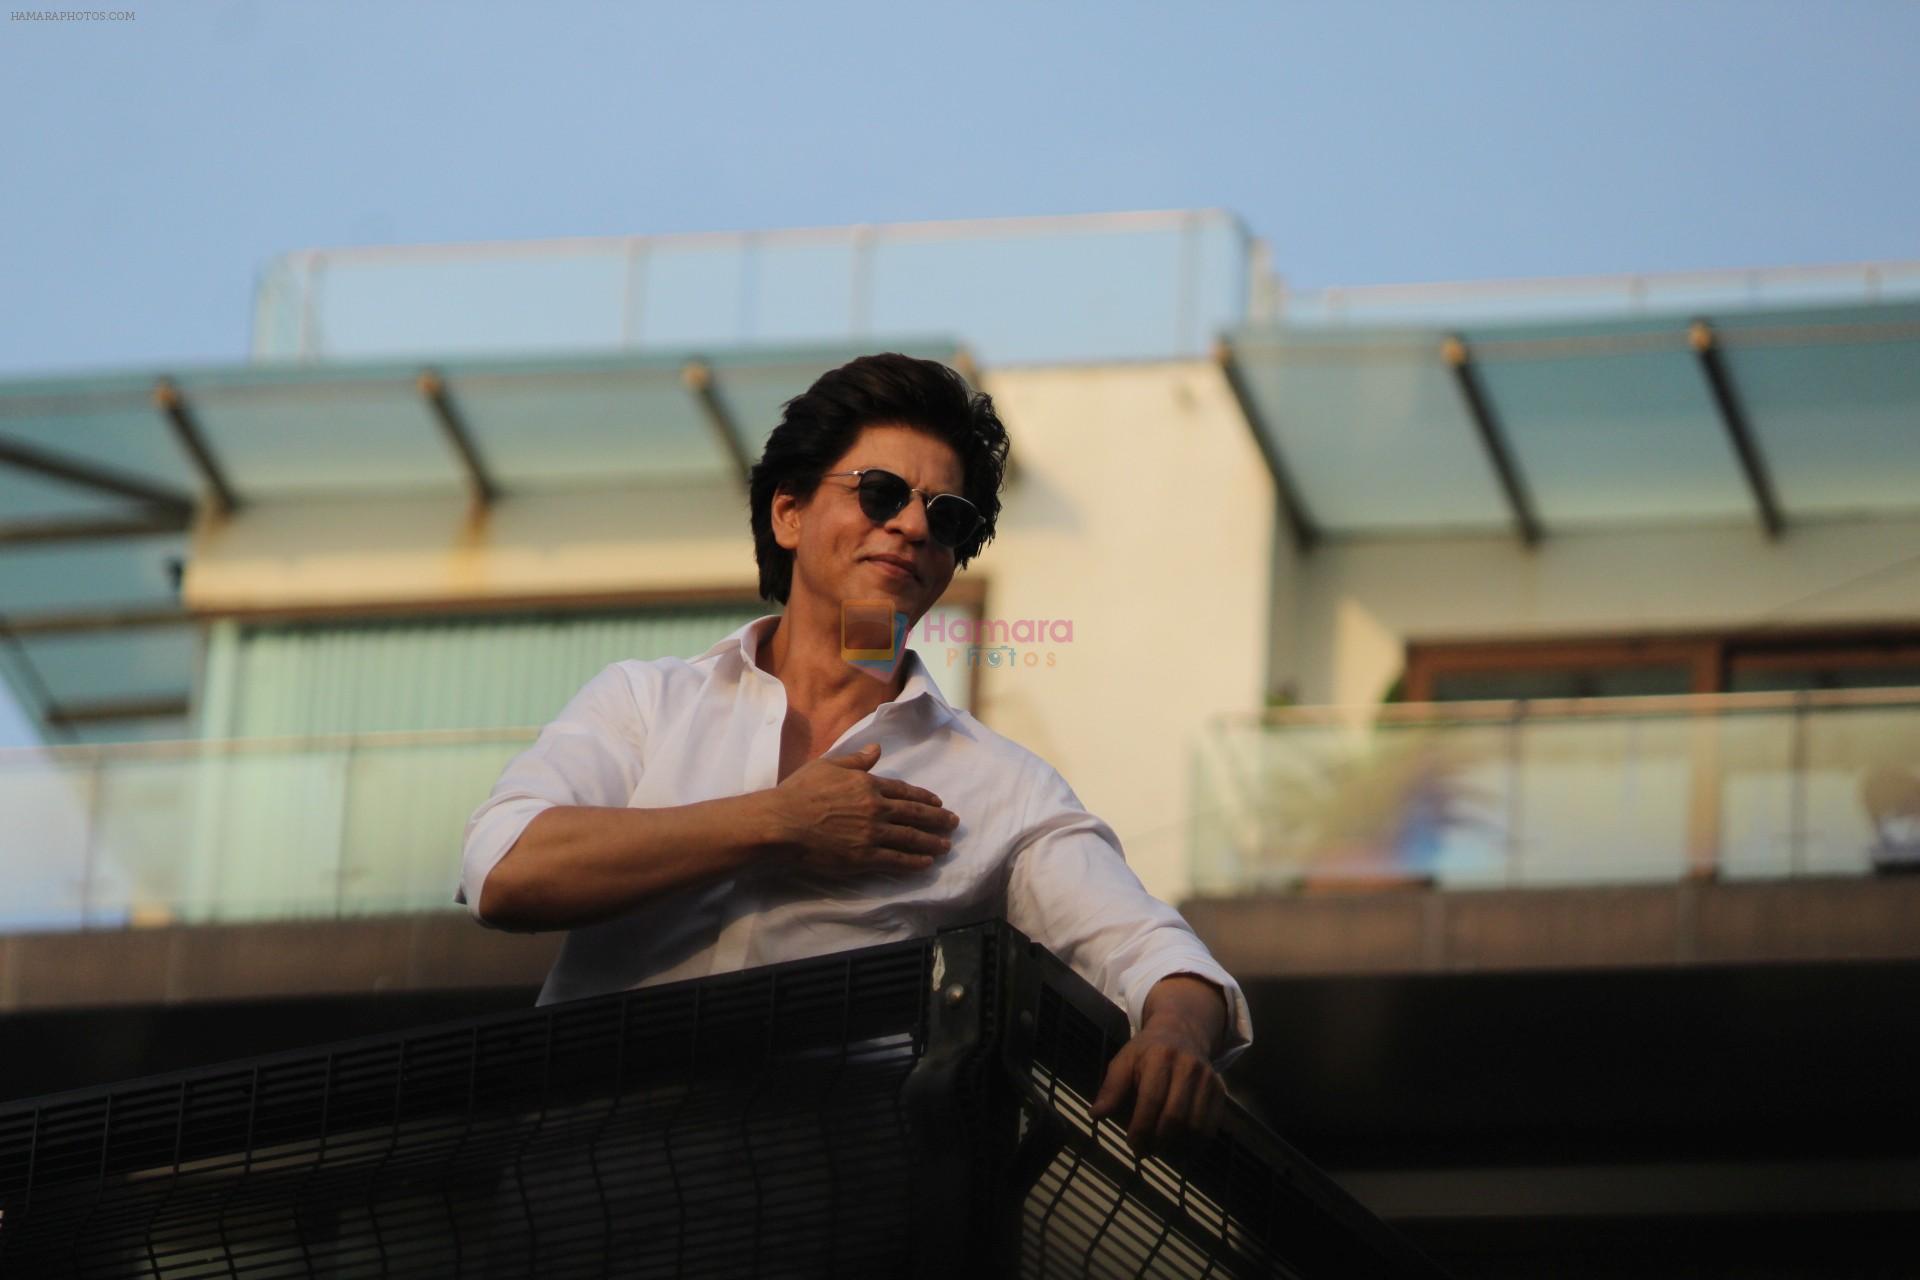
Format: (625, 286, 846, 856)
(764, 743, 960, 877)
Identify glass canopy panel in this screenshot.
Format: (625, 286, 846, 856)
(0, 534, 183, 614)
(0, 466, 139, 522)
(707, 344, 964, 462)
(19, 626, 197, 705)
(1712, 304, 1920, 517)
(1228, 329, 1510, 532)
(0, 382, 199, 511)
(1463, 321, 1753, 525)
(177, 372, 463, 495)
(63, 714, 194, 746)
(301, 248, 633, 359)
(1293, 284, 1656, 328)
(440, 361, 724, 487)
(1287, 267, 1920, 329)
(706, 362, 817, 463)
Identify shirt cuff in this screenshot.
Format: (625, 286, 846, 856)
(457, 795, 556, 927)
(1114, 955, 1254, 1073)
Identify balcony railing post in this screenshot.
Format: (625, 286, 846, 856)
(1686, 709, 1725, 880)
(901, 925, 994, 1277)
(79, 752, 106, 929)
(1505, 701, 1528, 887)
(1789, 692, 1811, 877)
(333, 744, 355, 919)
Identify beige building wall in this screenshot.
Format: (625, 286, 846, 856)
(185, 479, 761, 608)
(1286, 516, 1920, 708)
(185, 360, 1278, 904)
(968, 362, 1275, 903)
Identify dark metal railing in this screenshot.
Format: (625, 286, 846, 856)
(0, 921, 1448, 1278)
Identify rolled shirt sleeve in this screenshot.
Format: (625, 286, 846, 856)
(457, 663, 649, 926)
(1003, 764, 1254, 1071)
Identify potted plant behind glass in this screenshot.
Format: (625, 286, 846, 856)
(1256, 731, 1503, 892)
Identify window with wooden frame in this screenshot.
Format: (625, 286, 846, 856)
(1403, 627, 1920, 703)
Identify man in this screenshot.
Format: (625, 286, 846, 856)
(459, 353, 1252, 1154)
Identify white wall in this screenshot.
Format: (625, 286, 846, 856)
(1286, 516, 1920, 707)
(183, 360, 1279, 904)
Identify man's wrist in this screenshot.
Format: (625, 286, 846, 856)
(739, 789, 795, 865)
(1140, 1014, 1216, 1058)
(1141, 974, 1230, 1056)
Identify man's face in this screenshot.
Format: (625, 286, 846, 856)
(773, 424, 965, 624)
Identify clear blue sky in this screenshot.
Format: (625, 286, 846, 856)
(2, 0, 1916, 376)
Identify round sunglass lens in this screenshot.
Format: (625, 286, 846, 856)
(928, 499, 981, 549)
(856, 471, 912, 521)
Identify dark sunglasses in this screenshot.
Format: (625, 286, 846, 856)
(820, 468, 983, 551)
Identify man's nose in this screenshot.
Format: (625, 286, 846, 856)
(884, 493, 931, 541)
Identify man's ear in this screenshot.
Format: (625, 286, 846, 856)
(771, 485, 804, 552)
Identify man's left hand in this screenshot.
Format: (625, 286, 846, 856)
(1088, 975, 1228, 1157)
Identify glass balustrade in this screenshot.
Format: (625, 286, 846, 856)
(0, 729, 533, 932)
(1189, 689, 1920, 895)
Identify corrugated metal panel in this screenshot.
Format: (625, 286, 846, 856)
(210, 606, 768, 738)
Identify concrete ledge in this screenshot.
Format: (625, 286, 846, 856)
(1441, 885, 1685, 971)
(5, 926, 176, 1009)
(1694, 878, 1920, 963)
(1182, 876, 1920, 979)
(1175, 891, 1439, 977)
(9, 877, 1916, 1010)
(0, 914, 564, 1012)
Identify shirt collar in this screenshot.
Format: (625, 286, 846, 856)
(699, 612, 959, 727)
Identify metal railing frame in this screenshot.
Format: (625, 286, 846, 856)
(0, 922, 1450, 1278)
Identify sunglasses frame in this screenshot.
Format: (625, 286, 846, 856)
(819, 468, 983, 551)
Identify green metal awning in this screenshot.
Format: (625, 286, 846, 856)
(0, 339, 967, 744)
(1220, 301, 1920, 548)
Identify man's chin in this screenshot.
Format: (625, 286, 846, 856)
(845, 579, 922, 614)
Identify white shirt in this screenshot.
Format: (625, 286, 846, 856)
(458, 614, 1252, 1066)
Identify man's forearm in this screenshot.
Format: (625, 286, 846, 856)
(477, 791, 787, 931)
(1141, 974, 1229, 1057)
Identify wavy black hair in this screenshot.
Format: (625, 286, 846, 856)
(748, 353, 1010, 604)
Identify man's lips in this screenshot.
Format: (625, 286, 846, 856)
(864, 554, 919, 583)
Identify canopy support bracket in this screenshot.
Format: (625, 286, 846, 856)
(1216, 341, 1320, 553)
(153, 378, 242, 516)
(419, 370, 500, 509)
(1443, 335, 1543, 548)
(1689, 320, 1784, 540)
(0, 433, 193, 517)
(683, 360, 753, 490)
